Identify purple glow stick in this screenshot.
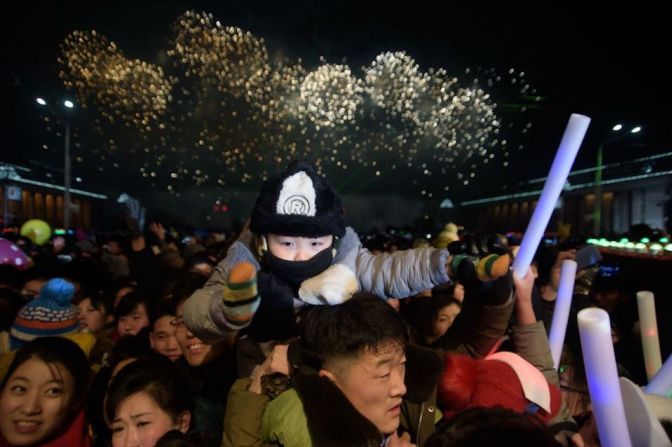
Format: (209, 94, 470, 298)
(549, 260, 577, 369)
(512, 114, 590, 278)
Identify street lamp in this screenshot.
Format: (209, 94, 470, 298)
(593, 123, 642, 236)
(35, 97, 75, 229)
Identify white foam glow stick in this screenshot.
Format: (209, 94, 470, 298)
(637, 291, 663, 381)
(548, 260, 577, 369)
(646, 353, 672, 398)
(512, 114, 590, 278)
(578, 307, 633, 447)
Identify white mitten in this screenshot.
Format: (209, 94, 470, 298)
(298, 264, 359, 305)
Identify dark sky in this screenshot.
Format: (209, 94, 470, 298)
(1, 1, 669, 201)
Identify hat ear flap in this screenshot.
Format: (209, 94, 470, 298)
(255, 235, 268, 259)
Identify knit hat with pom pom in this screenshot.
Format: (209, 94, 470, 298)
(10, 278, 79, 349)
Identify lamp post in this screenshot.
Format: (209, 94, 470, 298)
(593, 124, 641, 236)
(36, 97, 74, 229)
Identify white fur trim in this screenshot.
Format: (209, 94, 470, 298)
(298, 263, 359, 305)
(276, 171, 316, 216)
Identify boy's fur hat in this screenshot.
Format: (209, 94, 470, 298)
(250, 160, 346, 238)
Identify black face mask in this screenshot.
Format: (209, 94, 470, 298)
(264, 245, 333, 292)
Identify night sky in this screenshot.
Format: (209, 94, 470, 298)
(1, 1, 669, 208)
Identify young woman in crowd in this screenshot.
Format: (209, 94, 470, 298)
(402, 284, 463, 346)
(77, 291, 114, 335)
(106, 358, 192, 447)
(115, 292, 153, 338)
(0, 337, 91, 447)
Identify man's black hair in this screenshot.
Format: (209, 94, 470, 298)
(154, 297, 178, 323)
(425, 407, 560, 447)
(299, 293, 408, 368)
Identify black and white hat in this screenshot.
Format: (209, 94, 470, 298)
(250, 160, 346, 238)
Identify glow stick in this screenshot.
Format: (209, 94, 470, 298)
(548, 260, 577, 369)
(578, 307, 632, 447)
(513, 114, 590, 277)
(646, 353, 672, 398)
(637, 291, 662, 380)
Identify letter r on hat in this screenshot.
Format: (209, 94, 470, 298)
(276, 172, 317, 216)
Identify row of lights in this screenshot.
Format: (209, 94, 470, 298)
(588, 237, 672, 255)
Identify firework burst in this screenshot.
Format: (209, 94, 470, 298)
(56, 10, 538, 200)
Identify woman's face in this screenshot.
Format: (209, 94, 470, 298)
(110, 392, 188, 447)
(173, 310, 216, 367)
(20, 279, 47, 300)
(431, 303, 462, 340)
(0, 357, 75, 446)
(117, 304, 150, 337)
(78, 298, 109, 333)
(452, 283, 465, 303)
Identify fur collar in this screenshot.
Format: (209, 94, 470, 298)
(403, 344, 444, 403)
(294, 372, 381, 447)
(292, 344, 444, 446)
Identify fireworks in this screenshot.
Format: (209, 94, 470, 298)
(299, 64, 363, 127)
(59, 30, 172, 127)
(55, 10, 537, 198)
(363, 51, 429, 120)
(170, 11, 271, 102)
(263, 63, 306, 122)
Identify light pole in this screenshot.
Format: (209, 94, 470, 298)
(36, 97, 75, 228)
(593, 124, 642, 236)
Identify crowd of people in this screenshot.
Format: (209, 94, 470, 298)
(0, 160, 670, 446)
